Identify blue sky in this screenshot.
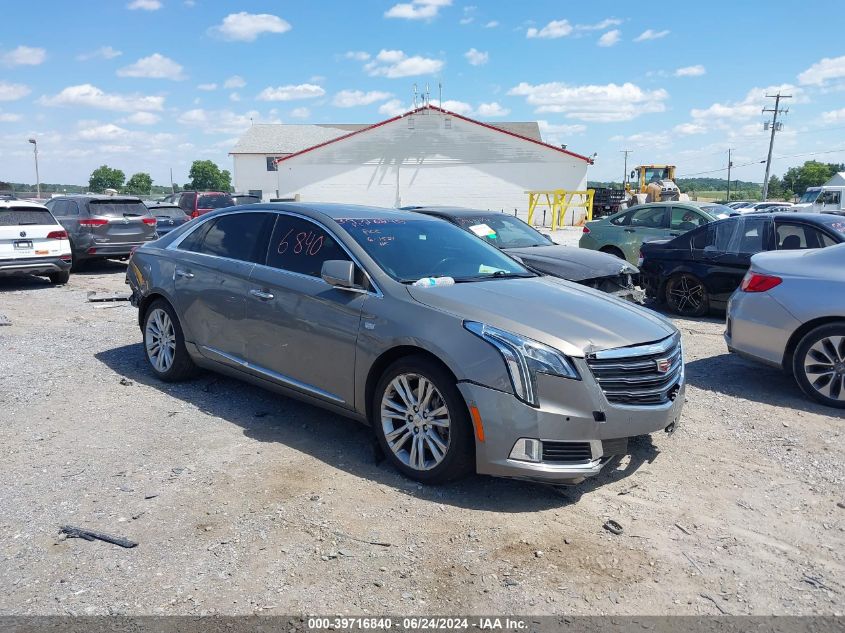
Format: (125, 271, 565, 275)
(1, 0, 844, 188)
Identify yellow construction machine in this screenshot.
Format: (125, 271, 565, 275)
(624, 164, 689, 206)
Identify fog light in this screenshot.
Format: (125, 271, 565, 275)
(509, 438, 542, 463)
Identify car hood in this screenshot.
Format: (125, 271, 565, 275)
(504, 245, 638, 281)
(406, 276, 675, 357)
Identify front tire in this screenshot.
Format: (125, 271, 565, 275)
(793, 323, 845, 409)
(48, 270, 70, 285)
(665, 273, 709, 317)
(143, 299, 197, 382)
(372, 356, 474, 484)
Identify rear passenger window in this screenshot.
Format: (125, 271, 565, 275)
(729, 217, 767, 254)
(181, 212, 273, 263)
(776, 223, 833, 250)
(266, 215, 352, 278)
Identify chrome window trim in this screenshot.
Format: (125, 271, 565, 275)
(589, 332, 680, 360)
(166, 208, 383, 298)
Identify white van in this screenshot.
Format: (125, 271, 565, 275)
(791, 186, 845, 214)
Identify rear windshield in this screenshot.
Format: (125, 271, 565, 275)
(0, 207, 58, 226)
(700, 204, 735, 216)
(89, 199, 149, 217)
(198, 194, 234, 209)
(820, 216, 845, 237)
(150, 205, 187, 219)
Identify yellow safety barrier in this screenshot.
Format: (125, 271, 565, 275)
(526, 189, 595, 230)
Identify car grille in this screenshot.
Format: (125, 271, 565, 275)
(542, 441, 593, 463)
(586, 334, 683, 406)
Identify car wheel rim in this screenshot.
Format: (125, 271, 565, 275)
(804, 335, 845, 401)
(381, 373, 451, 471)
(668, 276, 704, 313)
(145, 308, 176, 373)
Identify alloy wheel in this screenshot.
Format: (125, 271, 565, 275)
(803, 335, 845, 402)
(668, 275, 705, 315)
(145, 308, 176, 373)
(380, 373, 451, 471)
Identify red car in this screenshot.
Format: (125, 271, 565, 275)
(163, 191, 234, 219)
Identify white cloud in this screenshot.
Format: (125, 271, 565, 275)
(229, 92, 241, 102)
(127, 0, 161, 10)
(385, 0, 452, 21)
(464, 48, 488, 66)
(0, 111, 21, 122)
(673, 122, 707, 135)
(459, 5, 475, 24)
(0, 82, 31, 102)
(484, 20, 499, 28)
(123, 111, 161, 125)
(256, 83, 325, 101)
(798, 55, 845, 86)
(474, 102, 510, 117)
(526, 20, 572, 39)
(117, 53, 185, 80)
(822, 107, 845, 123)
(197, 83, 217, 91)
(2, 46, 46, 67)
(209, 12, 291, 42)
(76, 123, 130, 141)
(634, 29, 670, 42)
(76, 46, 122, 61)
(364, 49, 444, 78)
(597, 30, 620, 47)
(537, 120, 587, 147)
(378, 99, 408, 117)
(441, 100, 473, 115)
(691, 84, 801, 121)
(508, 81, 668, 122)
(178, 108, 263, 135)
(291, 107, 310, 119)
(611, 131, 672, 150)
(38, 84, 165, 112)
(675, 64, 706, 77)
(345, 51, 371, 61)
(332, 90, 393, 107)
(576, 18, 622, 31)
(224, 75, 246, 89)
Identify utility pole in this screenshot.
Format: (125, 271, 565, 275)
(726, 148, 732, 201)
(761, 92, 791, 200)
(620, 149, 632, 188)
(28, 138, 40, 199)
(170, 168, 174, 194)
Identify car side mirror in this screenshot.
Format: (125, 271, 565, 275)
(321, 260, 356, 288)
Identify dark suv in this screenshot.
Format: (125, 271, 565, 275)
(44, 195, 158, 269)
(163, 191, 234, 219)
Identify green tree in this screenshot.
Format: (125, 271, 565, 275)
(88, 165, 126, 193)
(766, 175, 784, 199)
(187, 160, 232, 192)
(781, 161, 838, 196)
(125, 172, 153, 195)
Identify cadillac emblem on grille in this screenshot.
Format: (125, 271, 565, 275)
(655, 358, 672, 373)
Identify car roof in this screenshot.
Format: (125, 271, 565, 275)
(408, 206, 499, 218)
(51, 194, 143, 202)
(0, 199, 48, 209)
(219, 202, 434, 222)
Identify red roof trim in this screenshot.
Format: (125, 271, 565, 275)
(273, 104, 594, 165)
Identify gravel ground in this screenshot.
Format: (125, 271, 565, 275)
(0, 260, 843, 617)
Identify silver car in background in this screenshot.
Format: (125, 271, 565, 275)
(726, 242, 845, 408)
(127, 203, 685, 485)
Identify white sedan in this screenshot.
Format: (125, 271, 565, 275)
(0, 199, 72, 284)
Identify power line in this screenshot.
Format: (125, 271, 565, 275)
(675, 147, 845, 179)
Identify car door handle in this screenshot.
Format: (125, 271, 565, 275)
(175, 268, 194, 279)
(623, 228, 636, 233)
(249, 289, 274, 301)
(669, 231, 682, 236)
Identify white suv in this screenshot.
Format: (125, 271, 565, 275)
(0, 199, 72, 284)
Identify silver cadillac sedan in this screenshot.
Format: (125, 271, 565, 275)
(127, 203, 685, 485)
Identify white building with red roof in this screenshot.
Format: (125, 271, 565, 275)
(230, 105, 593, 217)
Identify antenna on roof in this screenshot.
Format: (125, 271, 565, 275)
(438, 82, 442, 109)
(424, 83, 430, 108)
(412, 83, 418, 110)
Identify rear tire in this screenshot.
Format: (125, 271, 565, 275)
(372, 355, 474, 484)
(48, 270, 70, 285)
(142, 299, 197, 382)
(600, 246, 626, 260)
(792, 323, 845, 409)
(665, 273, 709, 317)
(70, 247, 85, 272)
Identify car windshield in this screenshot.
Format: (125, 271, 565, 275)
(150, 205, 186, 219)
(89, 199, 148, 216)
(198, 194, 234, 209)
(819, 216, 845, 238)
(700, 203, 734, 216)
(446, 213, 550, 249)
(337, 217, 535, 283)
(0, 207, 57, 226)
(799, 190, 820, 203)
